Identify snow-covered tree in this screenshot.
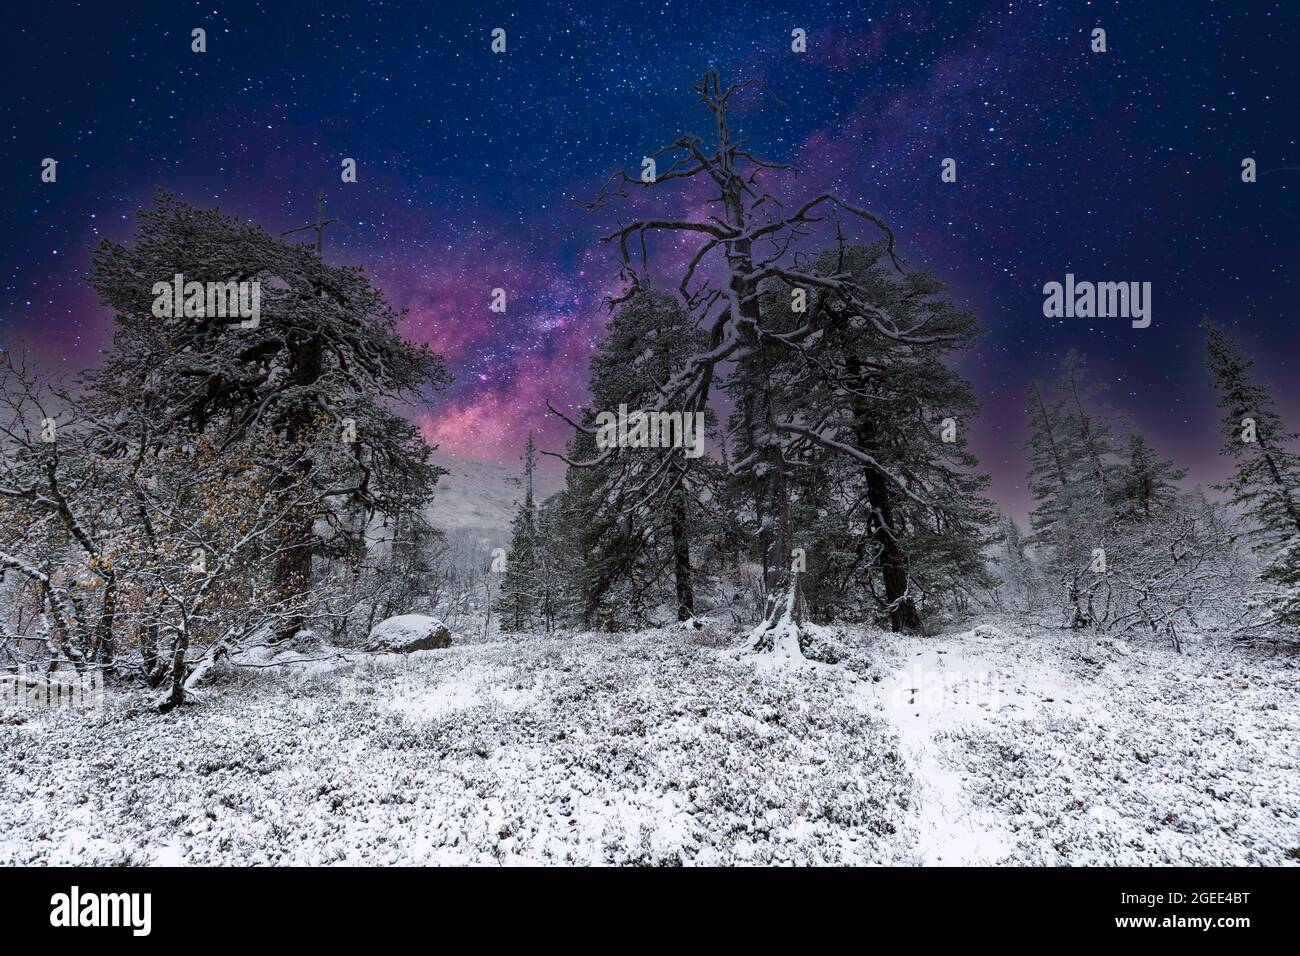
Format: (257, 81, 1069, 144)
(119, 429, 338, 710)
(85, 190, 449, 634)
(1117, 434, 1186, 520)
(495, 434, 540, 632)
(1024, 352, 1125, 627)
(761, 242, 996, 630)
(1204, 319, 1300, 627)
(532, 496, 571, 633)
(1023, 344, 1259, 643)
(992, 514, 1035, 611)
(549, 286, 710, 625)
(578, 71, 990, 651)
(1, 193, 458, 702)
(1101, 491, 1252, 650)
(0, 355, 346, 707)
(0, 358, 122, 669)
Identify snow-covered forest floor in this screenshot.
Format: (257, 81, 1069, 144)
(1, 621, 1296, 866)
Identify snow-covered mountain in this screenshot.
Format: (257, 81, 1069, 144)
(424, 453, 560, 549)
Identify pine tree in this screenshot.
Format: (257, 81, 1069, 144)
(1118, 434, 1186, 520)
(85, 190, 449, 633)
(761, 242, 995, 630)
(1024, 352, 1124, 627)
(551, 286, 709, 626)
(496, 434, 540, 632)
(580, 72, 993, 648)
(1204, 320, 1300, 624)
(532, 496, 575, 633)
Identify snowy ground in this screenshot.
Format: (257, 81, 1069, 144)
(1, 622, 1296, 866)
(872, 624, 1299, 865)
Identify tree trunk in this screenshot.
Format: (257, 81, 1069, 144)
(865, 466, 921, 632)
(273, 332, 324, 640)
(139, 616, 166, 685)
(846, 355, 920, 632)
(160, 629, 188, 712)
(670, 484, 695, 621)
(93, 571, 117, 666)
(721, 170, 799, 649)
(736, 299, 799, 644)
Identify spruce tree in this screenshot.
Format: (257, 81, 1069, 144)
(1024, 352, 1123, 627)
(496, 434, 539, 632)
(761, 242, 995, 630)
(1204, 320, 1300, 624)
(1118, 434, 1185, 520)
(551, 287, 709, 626)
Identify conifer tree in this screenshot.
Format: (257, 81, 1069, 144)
(1024, 352, 1123, 627)
(85, 190, 449, 634)
(1118, 434, 1186, 520)
(579, 72, 993, 647)
(760, 242, 995, 629)
(550, 287, 709, 626)
(995, 514, 1035, 610)
(496, 434, 539, 632)
(1204, 320, 1300, 624)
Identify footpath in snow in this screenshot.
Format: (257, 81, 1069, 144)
(863, 622, 1298, 866)
(869, 629, 1015, 864)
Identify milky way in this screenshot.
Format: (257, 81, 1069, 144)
(3, 1, 1297, 518)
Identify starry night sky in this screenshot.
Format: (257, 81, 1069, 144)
(2, 0, 1298, 519)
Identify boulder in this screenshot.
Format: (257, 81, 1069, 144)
(973, 624, 1009, 641)
(365, 615, 452, 653)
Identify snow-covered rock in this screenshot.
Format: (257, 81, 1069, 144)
(676, 616, 712, 630)
(365, 615, 452, 653)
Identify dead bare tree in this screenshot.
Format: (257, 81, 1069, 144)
(0, 357, 120, 669)
(562, 70, 956, 653)
(120, 430, 338, 712)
